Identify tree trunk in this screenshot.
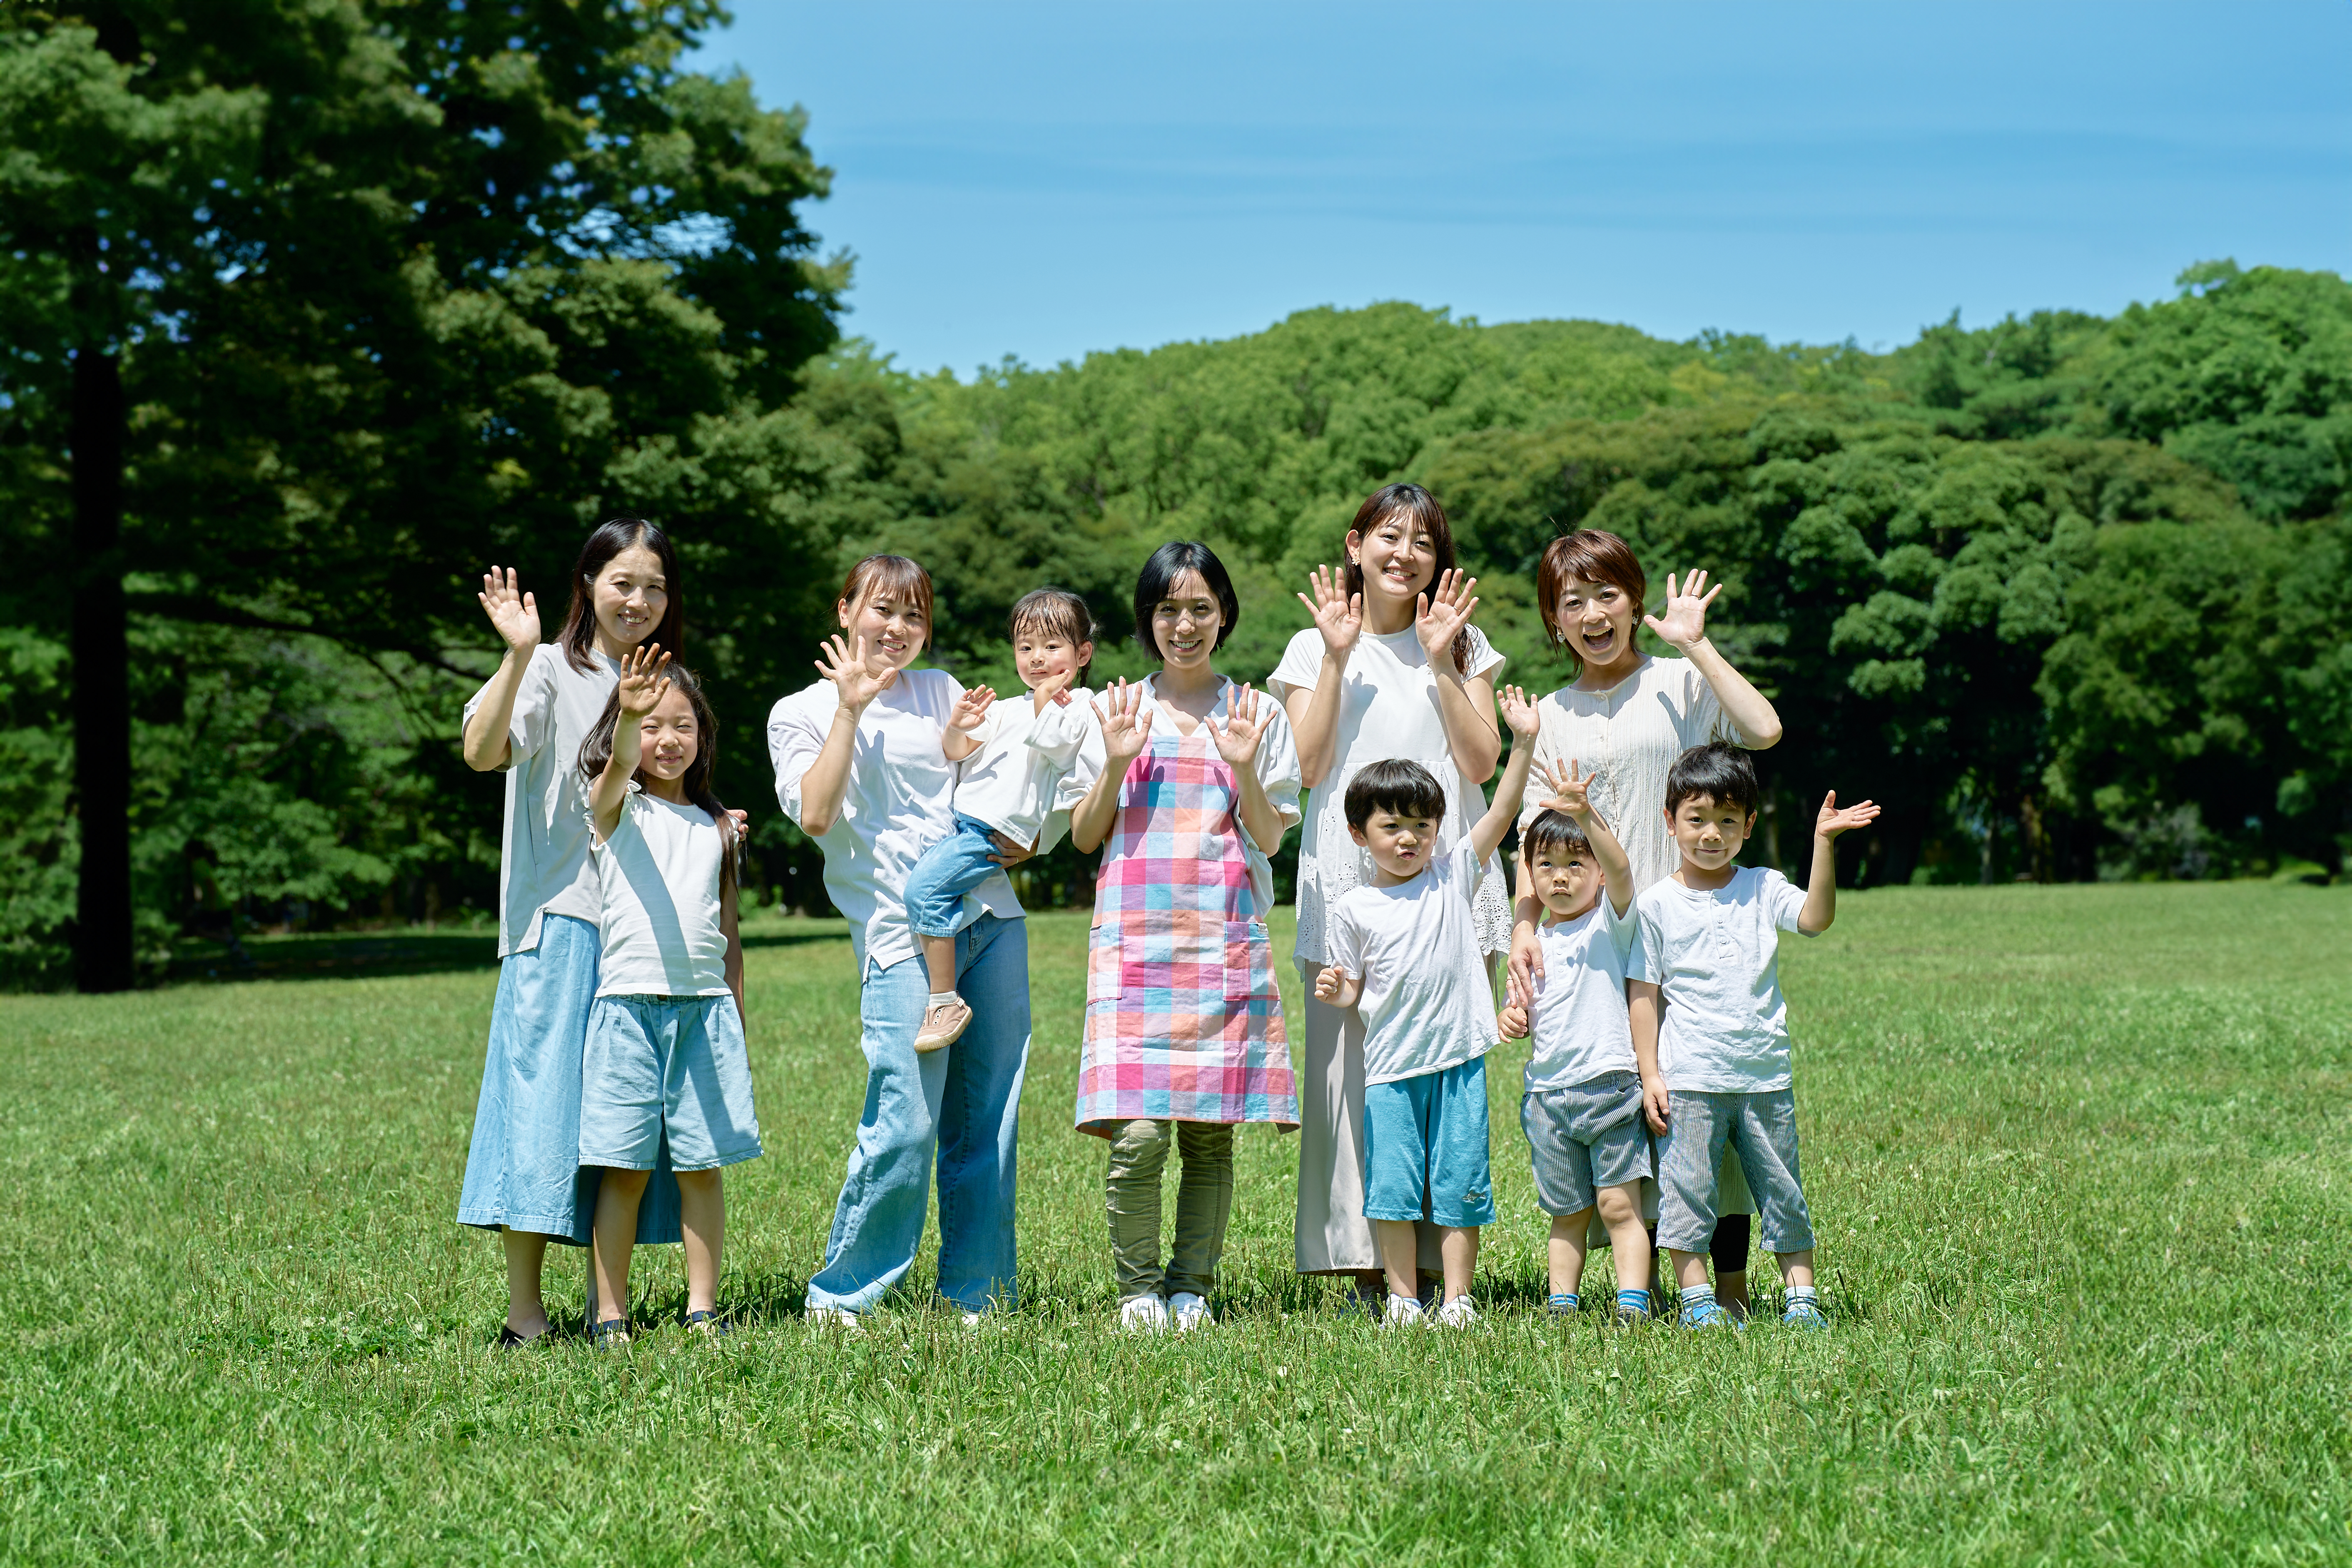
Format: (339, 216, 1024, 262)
(72, 341, 133, 992)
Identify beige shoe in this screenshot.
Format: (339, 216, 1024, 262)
(914, 995, 973, 1052)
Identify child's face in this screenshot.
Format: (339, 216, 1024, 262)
(1525, 843, 1602, 919)
(636, 686, 701, 783)
(1149, 571, 1222, 672)
(1668, 793, 1754, 873)
(1014, 626, 1092, 690)
(593, 546, 668, 651)
(837, 588, 927, 670)
(1349, 806, 1437, 881)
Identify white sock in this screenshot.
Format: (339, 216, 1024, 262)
(928, 991, 960, 1009)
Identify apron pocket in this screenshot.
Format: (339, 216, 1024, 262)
(1087, 934, 1123, 1003)
(1223, 920, 1280, 1000)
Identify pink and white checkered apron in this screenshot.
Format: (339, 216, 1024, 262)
(1073, 728, 1298, 1137)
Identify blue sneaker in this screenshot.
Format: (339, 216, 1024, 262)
(1680, 1299, 1743, 1331)
(1546, 1293, 1580, 1317)
(1781, 1298, 1829, 1330)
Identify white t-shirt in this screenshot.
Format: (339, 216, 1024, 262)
(1323, 840, 1501, 1087)
(766, 669, 1024, 973)
(1632, 866, 1814, 1093)
(463, 643, 621, 957)
(1268, 624, 1509, 964)
(589, 786, 731, 998)
(1129, 675, 1304, 918)
(1523, 898, 1641, 1093)
(1518, 656, 1737, 897)
(953, 687, 1103, 852)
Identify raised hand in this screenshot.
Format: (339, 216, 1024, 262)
(1092, 678, 1156, 768)
(1296, 564, 1363, 661)
(951, 685, 997, 732)
(1815, 790, 1882, 839)
(1538, 756, 1599, 822)
(1496, 683, 1541, 742)
(478, 566, 541, 656)
(615, 643, 672, 717)
(1030, 666, 1078, 712)
(1208, 682, 1270, 769)
(1642, 569, 1724, 651)
(1415, 568, 1480, 664)
(814, 633, 899, 714)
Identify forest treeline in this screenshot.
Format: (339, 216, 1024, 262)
(5, 4, 2348, 987)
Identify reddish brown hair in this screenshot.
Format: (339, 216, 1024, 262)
(1345, 482, 1470, 675)
(837, 554, 935, 652)
(1536, 529, 1648, 652)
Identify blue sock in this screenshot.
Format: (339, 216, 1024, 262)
(1547, 1292, 1579, 1315)
(1616, 1288, 1650, 1317)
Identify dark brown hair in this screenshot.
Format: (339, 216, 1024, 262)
(1010, 588, 1098, 686)
(1520, 808, 1592, 866)
(1133, 541, 1239, 656)
(1665, 741, 1760, 817)
(1346, 483, 1472, 676)
(1535, 529, 1648, 656)
(560, 517, 683, 674)
(1344, 758, 1447, 831)
(577, 662, 737, 888)
(838, 554, 935, 652)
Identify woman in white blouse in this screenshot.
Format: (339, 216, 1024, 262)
(1509, 527, 1783, 1314)
(766, 555, 1037, 1326)
(1269, 483, 1507, 1303)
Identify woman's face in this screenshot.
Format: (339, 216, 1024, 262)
(593, 546, 668, 650)
(1348, 513, 1438, 605)
(1555, 575, 1640, 670)
(1149, 570, 1222, 672)
(837, 586, 928, 671)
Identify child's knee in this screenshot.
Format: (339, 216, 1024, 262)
(597, 1165, 652, 1196)
(674, 1168, 722, 1193)
(1595, 1184, 1641, 1225)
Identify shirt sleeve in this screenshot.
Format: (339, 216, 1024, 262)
(1601, 892, 1641, 965)
(1326, 901, 1363, 978)
(1631, 895, 1666, 984)
(1451, 839, 1487, 906)
(766, 688, 830, 828)
(1265, 628, 1326, 704)
(1764, 868, 1811, 934)
(1025, 690, 1092, 769)
(1680, 658, 1732, 746)
(1249, 691, 1305, 830)
(1463, 624, 1505, 684)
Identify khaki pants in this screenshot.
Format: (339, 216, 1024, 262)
(1292, 974, 1444, 1277)
(1106, 1118, 1235, 1302)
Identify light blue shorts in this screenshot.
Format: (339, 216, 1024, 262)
(580, 994, 764, 1172)
(1362, 1055, 1496, 1228)
(1655, 1088, 1813, 1255)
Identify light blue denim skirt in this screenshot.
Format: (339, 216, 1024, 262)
(456, 914, 682, 1246)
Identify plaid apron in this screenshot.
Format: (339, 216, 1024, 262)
(1074, 727, 1297, 1137)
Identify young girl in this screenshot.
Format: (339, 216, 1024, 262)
(1068, 541, 1302, 1333)
(575, 651, 763, 1346)
(456, 518, 686, 1347)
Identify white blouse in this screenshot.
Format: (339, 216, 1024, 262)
(463, 644, 621, 958)
(1267, 624, 1509, 965)
(767, 669, 1024, 974)
(1125, 675, 1303, 918)
(1518, 655, 1736, 895)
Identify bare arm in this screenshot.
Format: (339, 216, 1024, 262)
(461, 568, 541, 771)
(1467, 684, 1542, 864)
(589, 647, 670, 842)
(1799, 790, 1881, 935)
(1541, 756, 1636, 918)
(1644, 570, 1782, 749)
(1630, 979, 1668, 1133)
(1312, 964, 1363, 1010)
(1418, 571, 1502, 782)
(723, 831, 745, 1025)
(1287, 566, 1362, 789)
(794, 635, 899, 839)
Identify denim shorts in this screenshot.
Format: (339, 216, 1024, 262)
(1520, 1070, 1653, 1216)
(1362, 1055, 1496, 1228)
(903, 815, 1002, 940)
(580, 994, 763, 1172)
(1655, 1088, 1813, 1254)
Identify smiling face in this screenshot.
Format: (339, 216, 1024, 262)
(1013, 624, 1092, 691)
(593, 546, 669, 651)
(1347, 511, 1439, 608)
(1668, 792, 1755, 877)
(1149, 570, 1222, 672)
(1526, 842, 1604, 920)
(634, 684, 701, 794)
(1555, 574, 1641, 674)
(838, 587, 928, 671)
(1349, 804, 1438, 883)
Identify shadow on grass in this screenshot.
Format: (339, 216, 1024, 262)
(170, 925, 851, 986)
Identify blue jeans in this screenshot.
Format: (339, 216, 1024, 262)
(806, 913, 1033, 1313)
(903, 815, 1002, 940)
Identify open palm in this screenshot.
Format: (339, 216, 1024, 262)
(1642, 570, 1723, 649)
(478, 566, 541, 655)
(1815, 790, 1881, 839)
(615, 643, 672, 717)
(1296, 565, 1363, 660)
(1416, 569, 1479, 663)
(1210, 683, 1270, 768)
(1093, 679, 1156, 768)
(814, 634, 898, 712)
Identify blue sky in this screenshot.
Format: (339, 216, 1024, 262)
(688, 1, 2352, 376)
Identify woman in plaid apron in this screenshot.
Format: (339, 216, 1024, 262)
(1068, 542, 1302, 1333)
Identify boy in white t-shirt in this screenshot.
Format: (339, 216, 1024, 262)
(1513, 760, 1657, 1326)
(1314, 686, 1542, 1327)
(1631, 742, 1878, 1331)
(906, 589, 1102, 1049)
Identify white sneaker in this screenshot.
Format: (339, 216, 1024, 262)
(1118, 1294, 1171, 1333)
(1435, 1294, 1480, 1327)
(1382, 1293, 1426, 1327)
(805, 1305, 863, 1332)
(1168, 1291, 1214, 1331)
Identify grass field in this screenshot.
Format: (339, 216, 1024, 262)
(4, 883, 2350, 1564)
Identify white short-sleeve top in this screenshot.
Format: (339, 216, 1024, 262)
(463, 643, 621, 958)
(1130, 674, 1303, 917)
(1518, 655, 1736, 896)
(1323, 840, 1500, 1086)
(766, 669, 1024, 973)
(590, 785, 730, 999)
(1267, 623, 1508, 965)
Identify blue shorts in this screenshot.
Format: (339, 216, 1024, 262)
(904, 814, 1002, 940)
(1362, 1055, 1496, 1228)
(580, 994, 764, 1172)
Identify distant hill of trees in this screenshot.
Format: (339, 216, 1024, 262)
(4, 5, 2346, 987)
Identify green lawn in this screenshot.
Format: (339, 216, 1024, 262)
(4, 884, 2349, 1564)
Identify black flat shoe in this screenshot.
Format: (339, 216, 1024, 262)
(684, 1310, 735, 1338)
(588, 1318, 632, 1351)
(495, 1324, 550, 1350)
